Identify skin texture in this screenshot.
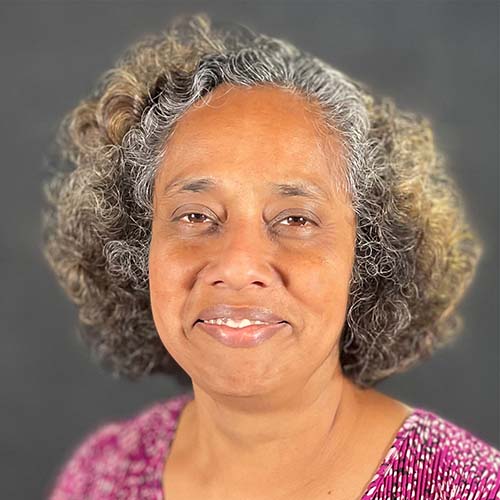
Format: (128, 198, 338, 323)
(149, 85, 413, 500)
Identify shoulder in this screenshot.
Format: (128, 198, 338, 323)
(391, 408, 500, 499)
(47, 392, 193, 499)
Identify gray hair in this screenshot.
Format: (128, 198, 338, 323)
(42, 13, 482, 387)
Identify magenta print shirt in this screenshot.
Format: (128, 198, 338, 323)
(47, 392, 500, 499)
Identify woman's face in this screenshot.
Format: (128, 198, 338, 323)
(150, 84, 356, 397)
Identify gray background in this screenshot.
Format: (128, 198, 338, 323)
(0, 1, 498, 499)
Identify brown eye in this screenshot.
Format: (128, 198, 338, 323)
(178, 212, 213, 225)
(175, 212, 317, 231)
(277, 215, 316, 228)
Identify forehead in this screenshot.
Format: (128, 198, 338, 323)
(158, 84, 346, 198)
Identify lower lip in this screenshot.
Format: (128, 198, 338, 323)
(195, 321, 289, 348)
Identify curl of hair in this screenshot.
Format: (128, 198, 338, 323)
(42, 13, 483, 388)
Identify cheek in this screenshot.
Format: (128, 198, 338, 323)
(298, 255, 352, 326)
(148, 238, 191, 340)
(149, 241, 201, 375)
(149, 228, 199, 296)
(287, 243, 353, 363)
(287, 230, 354, 314)
(150, 247, 178, 296)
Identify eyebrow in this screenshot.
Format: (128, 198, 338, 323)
(162, 176, 330, 202)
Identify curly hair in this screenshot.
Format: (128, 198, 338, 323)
(41, 13, 483, 388)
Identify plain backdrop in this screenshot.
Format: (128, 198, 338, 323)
(0, 1, 498, 499)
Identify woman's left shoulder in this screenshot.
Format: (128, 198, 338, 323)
(412, 408, 500, 462)
(407, 408, 500, 497)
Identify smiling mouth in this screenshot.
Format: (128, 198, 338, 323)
(194, 319, 287, 328)
(194, 320, 290, 348)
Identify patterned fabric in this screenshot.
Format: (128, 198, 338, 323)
(48, 392, 500, 499)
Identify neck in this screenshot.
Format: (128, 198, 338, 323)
(182, 358, 367, 497)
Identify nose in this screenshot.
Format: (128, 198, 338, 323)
(197, 218, 280, 291)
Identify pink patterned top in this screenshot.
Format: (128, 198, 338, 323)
(48, 392, 500, 499)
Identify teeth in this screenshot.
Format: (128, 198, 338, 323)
(203, 318, 271, 328)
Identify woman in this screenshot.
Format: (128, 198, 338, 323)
(44, 13, 499, 500)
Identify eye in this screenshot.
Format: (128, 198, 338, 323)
(175, 212, 318, 230)
(276, 214, 317, 228)
(177, 212, 214, 225)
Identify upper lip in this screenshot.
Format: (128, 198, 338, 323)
(195, 305, 288, 325)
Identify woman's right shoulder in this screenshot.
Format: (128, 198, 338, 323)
(47, 392, 193, 499)
(47, 419, 124, 499)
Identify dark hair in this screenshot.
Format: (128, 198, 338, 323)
(42, 13, 482, 388)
